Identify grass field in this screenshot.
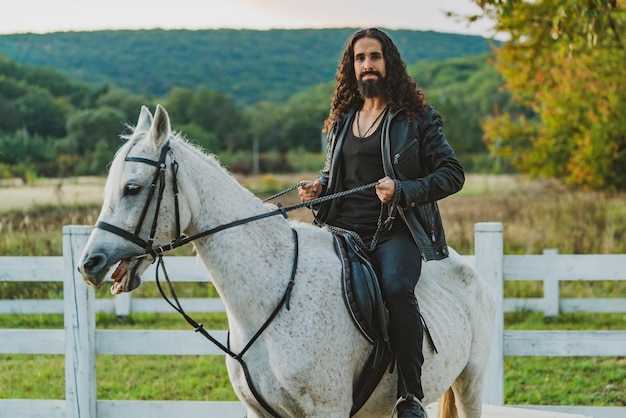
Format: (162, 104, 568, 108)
(0, 173, 625, 407)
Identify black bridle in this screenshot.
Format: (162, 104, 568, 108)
(96, 139, 182, 256)
(95, 138, 300, 256)
(95, 139, 298, 417)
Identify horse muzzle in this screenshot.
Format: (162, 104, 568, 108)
(78, 250, 150, 294)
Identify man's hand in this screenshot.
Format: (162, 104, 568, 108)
(375, 176, 395, 204)
(298, 180, 322, 202)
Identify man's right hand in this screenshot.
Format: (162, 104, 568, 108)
(298, 180, 322, 202)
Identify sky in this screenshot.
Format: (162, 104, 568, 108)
(0, 0, 496, 38)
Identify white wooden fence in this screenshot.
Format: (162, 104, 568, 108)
(0, 223, 625, 418)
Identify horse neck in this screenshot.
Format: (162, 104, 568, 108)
(174, 142, 296, 324)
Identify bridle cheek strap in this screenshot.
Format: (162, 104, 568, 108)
(94, 139, 182, 258)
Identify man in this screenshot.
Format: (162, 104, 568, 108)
(298, 28, 464, 418)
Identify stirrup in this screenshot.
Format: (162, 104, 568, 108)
(391, 393, 426, 417)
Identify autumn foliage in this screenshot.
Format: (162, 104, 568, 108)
(475, 0, 626, 189)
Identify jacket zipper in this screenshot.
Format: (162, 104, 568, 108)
(426, 209, 436, 243)
(393, 138, 418, 164)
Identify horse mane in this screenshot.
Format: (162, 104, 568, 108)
(169, 131, 227, 172)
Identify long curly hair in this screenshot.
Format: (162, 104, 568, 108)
(323, 28, 428, 133)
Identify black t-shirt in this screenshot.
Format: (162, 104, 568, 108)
(331, 117, 385, 240)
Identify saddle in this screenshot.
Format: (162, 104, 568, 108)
(333, 233, 393, 417)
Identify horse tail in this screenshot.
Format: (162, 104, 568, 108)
(437, 387, 457, 418)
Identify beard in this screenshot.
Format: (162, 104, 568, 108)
(357, 72, 386, 98)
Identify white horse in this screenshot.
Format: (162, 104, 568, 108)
(78, 105, 495, 418)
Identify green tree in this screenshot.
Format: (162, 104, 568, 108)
(174, 122, 220, 153)
(474, 0, 626, 189)
(165, 87, 194, 125)
(24, 66, 92, 107)
(90, 139, 116, 174)
(245, 101, 283, 152)
(15, 89, 68, 137)
(246, 83, 332, 153)
(0, 100, 21, 133)
(187, 87, 246, 151)
(95, 88, 154, 125)
(65, 106, 126, 157)
(278, 83, 332, 152)
(0, 76, 26, 100)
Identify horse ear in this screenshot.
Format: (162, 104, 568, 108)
(149, 104, 172, 149)
(136, 105, 153, 133)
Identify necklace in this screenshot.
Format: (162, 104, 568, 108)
(356, 106, 388, 138)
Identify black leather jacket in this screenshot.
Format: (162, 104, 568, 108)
(316, 106, 464, 261)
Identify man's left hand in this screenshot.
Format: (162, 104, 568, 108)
(375, 176, 395, 204)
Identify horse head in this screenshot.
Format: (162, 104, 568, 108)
(78, 105, 192, 294)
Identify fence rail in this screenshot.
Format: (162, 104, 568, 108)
(5, 251, 626, 318)
(0, 223, 625, 418)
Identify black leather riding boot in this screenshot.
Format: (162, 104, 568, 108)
(390, 296, 424, 399)
(394, 393, 427, 418)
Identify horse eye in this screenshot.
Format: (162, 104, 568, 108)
(124, 183, 141, 196)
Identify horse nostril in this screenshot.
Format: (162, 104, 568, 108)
(80, 253, 107, 274)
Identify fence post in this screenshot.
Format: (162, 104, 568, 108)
(543, 248, 560, 319)
(114, 292, 132, 317)
(63, 225, 96, 418)
(475, 222, 504, 406)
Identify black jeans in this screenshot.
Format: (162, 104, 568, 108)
(368, 223, 424, 400)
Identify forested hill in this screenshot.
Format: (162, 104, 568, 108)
(0, 28, 494, 106)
